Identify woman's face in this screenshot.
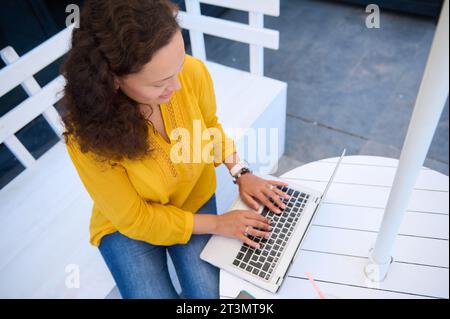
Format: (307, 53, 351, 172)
(116, 29, 186, 105)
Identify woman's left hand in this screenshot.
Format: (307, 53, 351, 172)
(237, 173, 290, 214)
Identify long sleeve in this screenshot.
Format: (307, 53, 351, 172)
(66, 139, 194, 246)
(195, 60, 237, 167)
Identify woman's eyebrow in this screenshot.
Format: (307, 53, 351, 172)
(152, 56, 186, 84)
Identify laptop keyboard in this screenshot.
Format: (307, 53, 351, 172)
(232, 185, 311, 281)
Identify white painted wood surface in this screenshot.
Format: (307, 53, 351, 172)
(198, 0, 280, 16)
(0, 142, 115, 298)
(220, 156, 449, 299)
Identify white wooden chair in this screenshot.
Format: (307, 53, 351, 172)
(0, 0, 286, 298)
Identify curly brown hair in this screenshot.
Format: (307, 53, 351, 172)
(61, 0, 180, 163)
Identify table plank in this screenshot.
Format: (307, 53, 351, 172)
(284, 178, 449, 214)
(302, 226, 448, 268)
(282, 161, 448, 191)
(220, 269, 433, 299)
(315, 203, 449, 240)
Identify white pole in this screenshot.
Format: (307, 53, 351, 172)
(364, 0, 449, 282)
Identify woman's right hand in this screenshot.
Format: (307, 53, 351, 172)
(213, 209, 272, 249)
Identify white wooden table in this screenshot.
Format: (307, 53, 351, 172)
(220, 156, 449, 299)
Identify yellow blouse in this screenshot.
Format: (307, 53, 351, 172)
(65, 55, 236, 247)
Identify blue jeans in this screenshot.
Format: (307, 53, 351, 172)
(99, 194, 219, 299)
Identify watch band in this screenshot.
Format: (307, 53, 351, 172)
(230, 160, 249, 177)
(230, 162, 245, 177)
(232, 167, 252, 184)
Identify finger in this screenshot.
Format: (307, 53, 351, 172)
(247, 226, 271, 239)
(239, 235, 260, 249)
(262, 187, 286, 210)
(268, 180, 289, 187)
(242, 193, 260, 210)
(246, 218, 272, 232)
(245, 210, 270, 224)
(273, 186, 290, 200)
(256, 192, 282, 214)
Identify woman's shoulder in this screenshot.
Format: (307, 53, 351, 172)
(180, 54, 210, 90)
(182, 54, 206, 74)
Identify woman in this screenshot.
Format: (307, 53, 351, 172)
(61, 0, 289, 299)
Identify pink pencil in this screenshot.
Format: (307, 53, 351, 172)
(306, 272, 326, 299)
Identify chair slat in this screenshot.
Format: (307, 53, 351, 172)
(249, 12, 265, 76)
(198, 0, 280, 16)
(3, 135, 35, 168)
(185, 0, 207, 61)
(178, 11, 279, 49)
(0, 25, 74, 98)
(0, 76, 66, 143)
(1, 47, 64, 137)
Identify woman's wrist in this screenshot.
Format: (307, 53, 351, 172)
(193, 213, 219, 235)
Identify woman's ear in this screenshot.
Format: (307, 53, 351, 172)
(113, 76, 120, 90)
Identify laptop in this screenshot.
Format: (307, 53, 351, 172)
(200, 150, 346, 293)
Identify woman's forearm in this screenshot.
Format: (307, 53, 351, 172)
(192, 153, 239, 236)
(224, 152, 240, 172)
(193, 213, 218, 235)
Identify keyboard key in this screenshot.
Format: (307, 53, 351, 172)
(233, 260, 240, 266)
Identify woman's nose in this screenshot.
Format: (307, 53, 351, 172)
(168, 76, 181, 91)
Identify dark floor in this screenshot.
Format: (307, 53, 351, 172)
(203, 0, 449, 176)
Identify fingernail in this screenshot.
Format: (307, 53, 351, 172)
(256, 244, 261, 249)
(281, 203, 286, 208)
(269, 226, 273, 231)
(265, 233, 270, 239)
(277, 209, 282, 214)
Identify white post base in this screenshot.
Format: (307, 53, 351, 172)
(364, 248, 394, 282)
